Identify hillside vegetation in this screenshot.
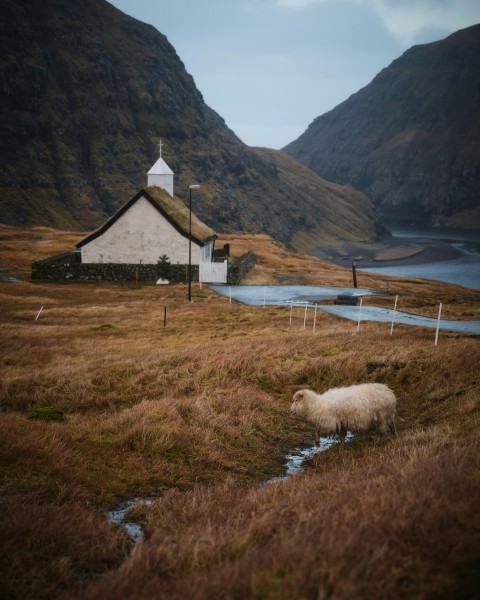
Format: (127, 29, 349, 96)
(0, 0, 381, 250)
(1, 225, 479, 599)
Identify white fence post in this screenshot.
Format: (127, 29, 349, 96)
(390, 294, 398, 336)
(289, 301, 293, 326)
(434, 302, 442, 346)
(356, 298, 363, 332)
(303, 301, 308, 329)
(313, 303, 318, 335)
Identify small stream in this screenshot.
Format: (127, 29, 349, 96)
(106, 437, 347, 543)
(266, 436, 345, 483)
(105, 497, 154, 544)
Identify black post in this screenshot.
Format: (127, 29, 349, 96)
(188, 187, 192, 301)
(188, 185, 200, 302)
(352, 260, 358, 288)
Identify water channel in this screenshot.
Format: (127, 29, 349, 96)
(355, 226, 479, 290)
(361, 226, 480, 291)
(106, 438, 342, 544)
(210, 285, 480, 336)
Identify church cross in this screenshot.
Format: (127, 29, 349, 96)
(158, 139, 163, 157)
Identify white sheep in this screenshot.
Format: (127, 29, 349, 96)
(291, 383, 397, 445)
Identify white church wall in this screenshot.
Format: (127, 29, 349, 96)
(81, 195, 201, 264)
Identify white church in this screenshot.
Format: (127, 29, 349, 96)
(75, 142, 226, 283)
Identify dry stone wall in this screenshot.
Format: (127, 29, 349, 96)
(31, 251, 257, 285)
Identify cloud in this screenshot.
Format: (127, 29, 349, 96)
(275, 0, 480, 44)
(368, 0, 480, 44)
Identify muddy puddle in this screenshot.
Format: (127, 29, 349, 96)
(0, 268, 21, 283)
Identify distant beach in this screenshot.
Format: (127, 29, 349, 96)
(311, 226, 480, 290)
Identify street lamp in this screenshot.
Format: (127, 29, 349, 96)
(188, 184, 200, 301)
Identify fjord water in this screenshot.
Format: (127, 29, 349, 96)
(361, 226, 480, 290)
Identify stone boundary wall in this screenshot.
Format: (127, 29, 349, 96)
(31, 251, 257, 285)
(227, 251, 257, 285)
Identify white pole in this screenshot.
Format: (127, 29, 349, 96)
(35, 306, 44, 321)
(303, 301, 308, 329)
(434, 302, 442, 346)
(313, 303, 318, 334)
(390, 294, 398, 336)
(289, 301, 293, 326)
(229, 286, 232, 304)
(356, 298, 363, 332)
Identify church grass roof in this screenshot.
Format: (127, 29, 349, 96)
(76, 186, 216, 249)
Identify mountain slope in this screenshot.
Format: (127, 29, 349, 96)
(284, 25, 480, 228)
(252, 148, 384, 251)
(0, 0, 382, 250)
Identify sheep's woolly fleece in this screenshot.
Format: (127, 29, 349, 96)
(291, 383, 397, 443)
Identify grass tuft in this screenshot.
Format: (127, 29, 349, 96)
(27, 406, 67, 422)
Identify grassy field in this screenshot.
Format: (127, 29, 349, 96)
(1, 224, 479, 599)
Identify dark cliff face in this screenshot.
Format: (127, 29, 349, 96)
(284, 25, 480, 228)
(0, 0, 382, 249)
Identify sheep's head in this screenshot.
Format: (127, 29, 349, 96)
(291, 389, 310, 416)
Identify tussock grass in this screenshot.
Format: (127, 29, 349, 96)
(1, 226, 479, 599)
(76, 435, 480, 600)
(0, 495, 129, 600)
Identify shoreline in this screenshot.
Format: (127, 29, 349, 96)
(311, 233, 480, 270)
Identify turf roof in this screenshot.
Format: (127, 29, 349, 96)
(77, 186, 216, 248)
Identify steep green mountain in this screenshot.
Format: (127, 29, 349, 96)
(0, 0, 383, 251)
(284, 25, 480, 229)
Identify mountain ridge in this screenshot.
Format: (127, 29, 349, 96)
(0, 0, 383, 251)
(284, 25, 480, 229)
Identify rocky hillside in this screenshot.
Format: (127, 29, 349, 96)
(284, 25, 480, 229)
(252, 148, 384, 251)
(0, 0, 382, 251)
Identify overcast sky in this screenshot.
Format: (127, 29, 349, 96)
(108, 0, 480, 149)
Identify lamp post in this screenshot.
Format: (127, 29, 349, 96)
(188, 184, 200, 301)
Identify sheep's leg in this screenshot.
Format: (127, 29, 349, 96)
(339, 426, 347, 444)
(315, 428, 321, 447)
(389, 420, 397, 437)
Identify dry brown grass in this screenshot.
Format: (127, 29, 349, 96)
(76, 435, 480, 600)
(1, 225, 479, 599)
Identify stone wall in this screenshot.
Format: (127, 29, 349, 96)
(31, 250, 257, 284)
(227, 251, 257, 284)
(32, 252, 196, 283)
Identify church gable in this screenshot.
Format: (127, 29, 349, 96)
(77, 188, 216, 265)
